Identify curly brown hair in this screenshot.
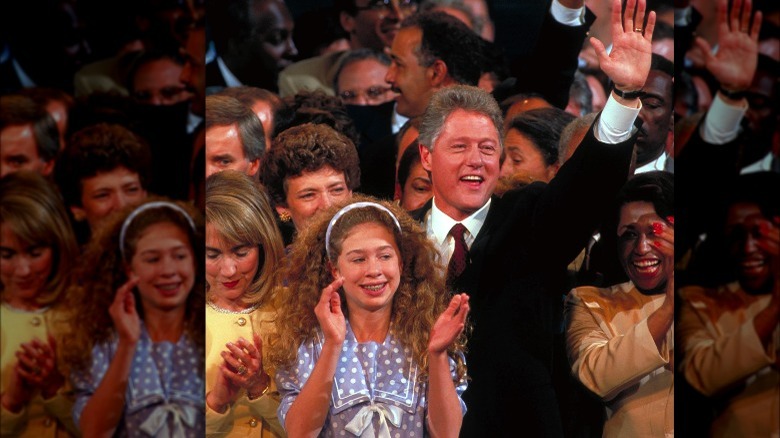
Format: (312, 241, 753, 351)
(61, 197, 205, 372)
(260, 122, 360, 208)
(269, 195, 467, 381)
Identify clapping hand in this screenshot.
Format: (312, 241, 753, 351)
(652, 216, 675, 302)
(315, 277, 346, 346)
(591, 0, 655, 94)
(15, 336, 64, 399)
(695, 0, 762, 93)
(428, 294, 470, 354)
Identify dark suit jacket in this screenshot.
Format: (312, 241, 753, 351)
(205, 60, 228, 90)
(412, 118, 637, 437)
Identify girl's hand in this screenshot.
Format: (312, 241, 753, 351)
(429, 294, 470, 354)
(109, 276, 141, 344)
(315, 277, 346, 345)
(16, 336, 64, 399)
(220, 334, 271, 398)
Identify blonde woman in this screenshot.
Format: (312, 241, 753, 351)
(205, 170, 286, 437)
(1, 171, 79, 437)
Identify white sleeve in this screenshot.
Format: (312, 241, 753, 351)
(595, 94, 642, 144)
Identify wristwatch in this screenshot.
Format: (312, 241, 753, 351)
(612, 87, 643, 100)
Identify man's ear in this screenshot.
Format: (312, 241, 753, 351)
(419, 143, 432, 173)
(340, 11, 356, 35)
(428, 60, 449, 88)
(247, 158, 260, 177)
(70, 205, 86, 222)
(41, 159, 55, 177)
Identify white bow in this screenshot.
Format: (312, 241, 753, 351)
(344, 403, 404, 438)
(139, 402, 198, 437)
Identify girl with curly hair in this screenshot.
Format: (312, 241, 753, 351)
(1, 171, 79, 437)
(270, 195, 470, 437)
(61, 198, 205, 437)
(204, 170, 286, 437)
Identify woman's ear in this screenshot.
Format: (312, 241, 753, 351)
(328, 260, 340, 281)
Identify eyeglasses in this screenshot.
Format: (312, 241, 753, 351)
(339, 86, 393, 104)
(354, 0, 418, 14)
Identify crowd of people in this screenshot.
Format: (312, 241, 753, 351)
(1, 0, 778, 436)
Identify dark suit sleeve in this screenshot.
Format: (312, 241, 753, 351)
(529, 115, 636, 270)
(510, 7, 596, 109)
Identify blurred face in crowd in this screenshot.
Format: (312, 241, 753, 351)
(44, 100, 69, 150)
(617, 201, 668, 294)
(180, 26, 207, 115)
(250, 100, 275, 151)
(343, 0, 418, 50)
(337, 58, 395, 106)
(0, 223, 53, 308)
(129, 221, 195, 313)
(399, 161, 432, 211)
(277, 166, 352, 231)
(636, 70, 673, 166)
(386, 26, 435, 118)
(726, 202, 775, 294)
(205, 223, 259, 309)
(73, 166, 147, 231)
(205, 124, 260, 178)
(420, 109, 500, 221)
(250, 0, 298, 74)
(500, 128, 557, 183)
(0, 125, 54, 178)
(132, 58, 192, 106)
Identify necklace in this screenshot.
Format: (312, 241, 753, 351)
(206, 300, 260, 314)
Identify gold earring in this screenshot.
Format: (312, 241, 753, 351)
(278, 211, 292, 222)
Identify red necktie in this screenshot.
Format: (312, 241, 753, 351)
(447, 223, 469, 283)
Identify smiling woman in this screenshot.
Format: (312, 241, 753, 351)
(203, 170, 286, 437)
(1, 171, 79, 437)
(60, 198, 205, 437)
(564, 171, 675, 437)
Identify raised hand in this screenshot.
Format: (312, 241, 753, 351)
(756, 216, 779, 296)
(428, 294, 470, 354)
(591, 0, 655, 93)
(652, 215, 675, 302)
(694, 0, 762, 92)
(315, 277, 346, 345)
(109, 275, 141, 344)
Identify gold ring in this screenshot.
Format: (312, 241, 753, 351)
(634, 28, 643, 33)
(237, 365, 247, 376)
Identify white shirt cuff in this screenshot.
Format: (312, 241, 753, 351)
(701, 93, 747, 145)
(551, 0, 585, 26)
(595, 94, 641, 144)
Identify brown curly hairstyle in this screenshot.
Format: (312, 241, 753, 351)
(61, 197, 205, 371)
(260, 122, 360, 209)
(269, 195, 467, 381)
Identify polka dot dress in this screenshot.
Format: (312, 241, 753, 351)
(71, 323, 205, 437)
(276, 321, 467, 437)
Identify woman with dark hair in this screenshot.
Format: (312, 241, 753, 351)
(564, 171, 675, 437)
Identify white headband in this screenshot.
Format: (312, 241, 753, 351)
(324, 202, 402, 259)
(119, 201, 197, 259)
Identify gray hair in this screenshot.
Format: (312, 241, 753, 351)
(558, 112, 597, 167)
(418, 85, 503, 151)
(205, 94, 266, 161)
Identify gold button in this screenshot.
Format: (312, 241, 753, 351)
(249, 418, 258, 427)
(43, 417, 53, 427)
(31, 317, 41, 327)
(237, 317, 246, 326)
